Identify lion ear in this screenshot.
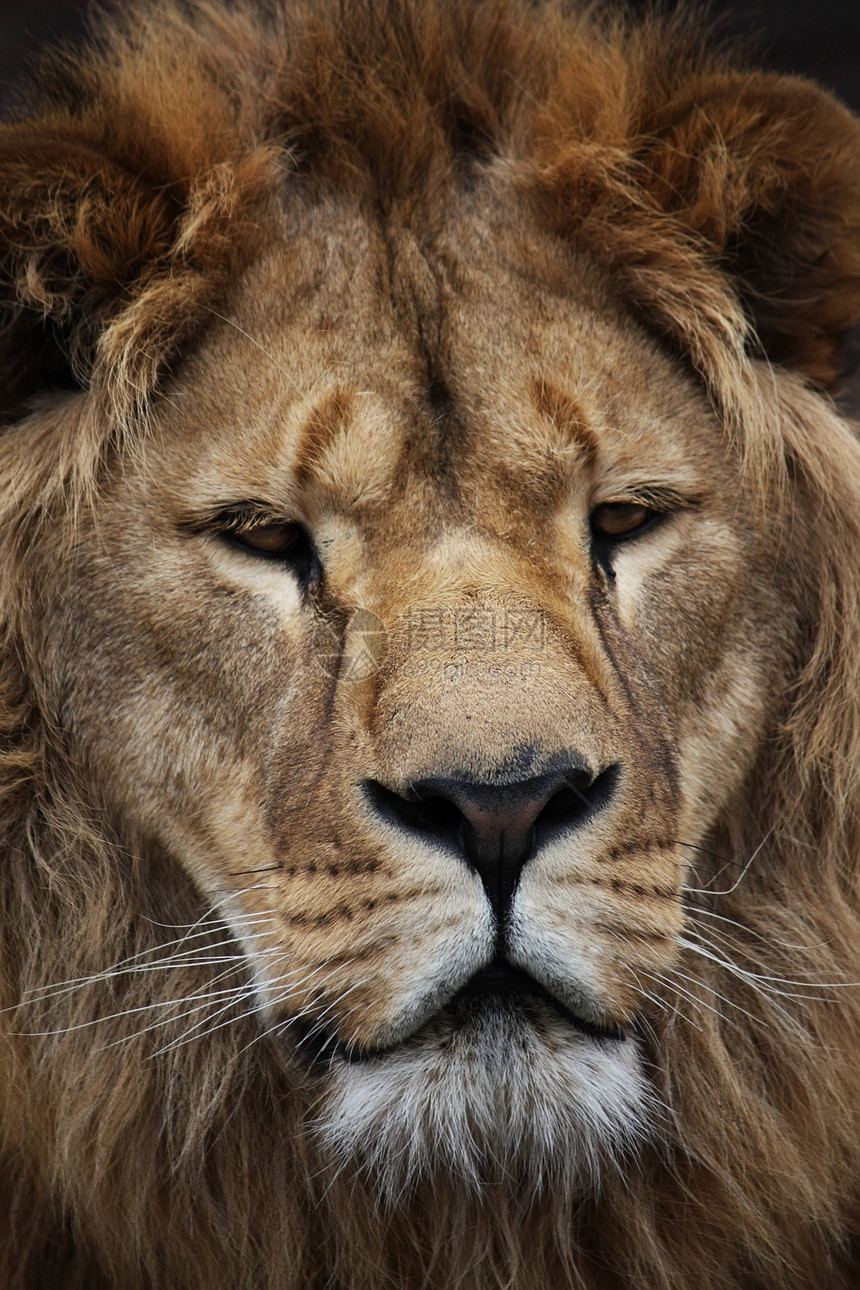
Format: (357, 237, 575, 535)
(642, 72, 860, 387)
(0, 106, 274, 425)
(0, 124, 181, 421)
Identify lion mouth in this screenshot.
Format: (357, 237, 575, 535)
(290, 958, 628, 1070)
(447, 958, 628, 1043)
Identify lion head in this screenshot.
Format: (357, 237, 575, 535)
(2, 2, 860, 1287)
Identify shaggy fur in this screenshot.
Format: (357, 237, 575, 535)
(2, 2, 860, 1288)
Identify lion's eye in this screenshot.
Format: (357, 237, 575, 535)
(224, 519, 321, 587)
(590, 502, 660, 542)
(231, 522, 302, 557)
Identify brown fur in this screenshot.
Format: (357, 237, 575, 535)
(2, 2, 860, 1287)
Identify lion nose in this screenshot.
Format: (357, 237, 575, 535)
(364, 762, 617, 922)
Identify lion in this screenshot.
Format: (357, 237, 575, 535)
(2, 0, 860, 1286)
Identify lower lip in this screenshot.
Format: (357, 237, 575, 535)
(450, 964, 628, 1042)
(284, 966, 628, 1070)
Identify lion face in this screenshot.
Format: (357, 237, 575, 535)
(34, 188, 791, 1193)
(6, 2, 860, 1284)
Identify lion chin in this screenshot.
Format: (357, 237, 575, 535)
(317, 994, 650, 1201)
(3, 0, 860, 1288)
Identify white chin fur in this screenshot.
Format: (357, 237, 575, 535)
(314, 1002, 653, 1203)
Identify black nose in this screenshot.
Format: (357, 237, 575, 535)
(364, 760, 617, 922)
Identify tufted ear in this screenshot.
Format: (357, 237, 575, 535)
(639, 71, 860, 388)
(0, 54, 275, 427)
(0, 125, 181, 422)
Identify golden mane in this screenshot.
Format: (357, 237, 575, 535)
(2, 2, 860, 1287)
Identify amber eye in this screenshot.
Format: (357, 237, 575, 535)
(590, 502, 659, 541)
(231, 522, 302, 557)
(225, 518, 321, 587)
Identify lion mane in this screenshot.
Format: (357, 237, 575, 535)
(2, 2, 860, 1287)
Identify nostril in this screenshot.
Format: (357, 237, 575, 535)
(533, 764, 619, 844)
(362, 780, 465, 852)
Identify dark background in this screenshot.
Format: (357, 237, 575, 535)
(1, 0, 859, 408)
